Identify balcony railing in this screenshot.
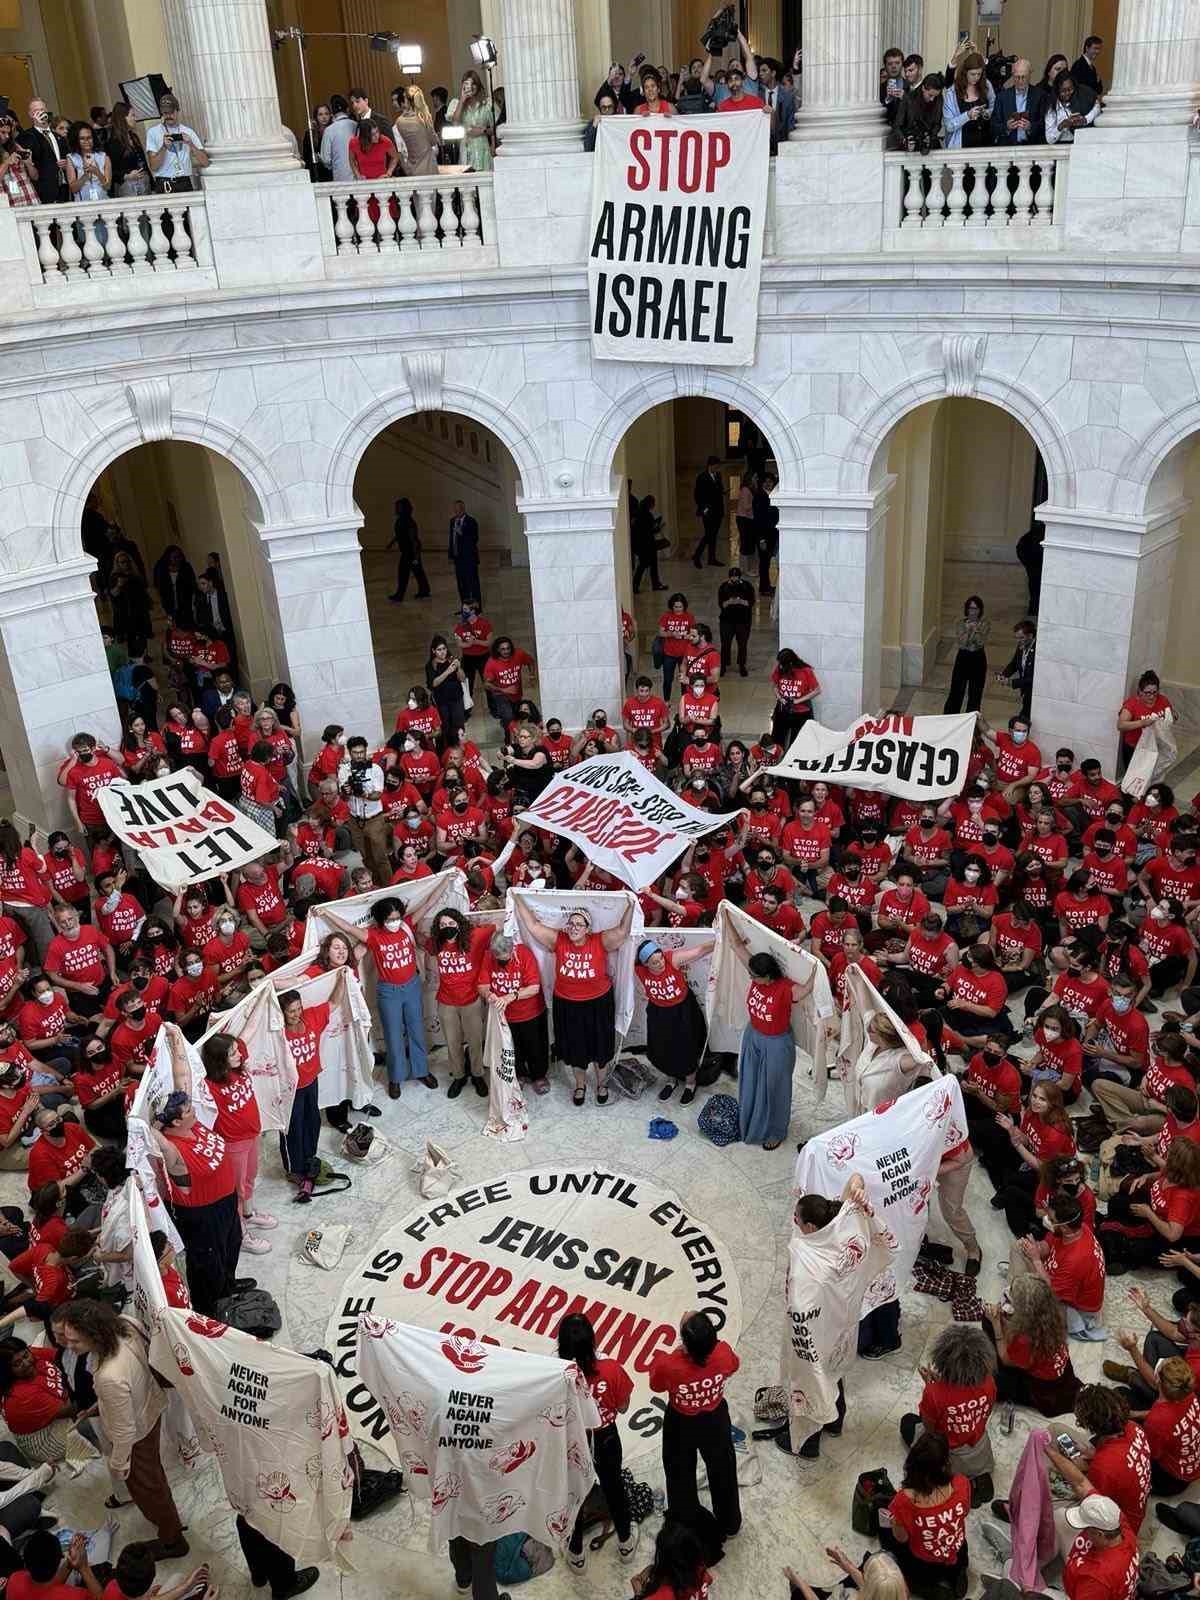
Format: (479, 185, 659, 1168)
(14, 192, 216, 299)
(882, 148, 1070, 249)
(314, 172, 498, 272)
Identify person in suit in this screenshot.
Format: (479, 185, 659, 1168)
(757, 59, 794, 143)
(992, 59, 1044, 145)
(152, 546, 197, 624)
(448, 500, 481, 605)
(998, 619, 1036, 723)
(21, 99, 66, 202)
(1070, 37, 1104, 102)
(691, 457, 725, 569)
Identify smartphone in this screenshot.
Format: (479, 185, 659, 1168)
(1055, 1431, 1081, 1459)
(958, 29, 970, 43)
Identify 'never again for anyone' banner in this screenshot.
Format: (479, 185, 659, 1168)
(515, 752, 734, 890)
(588, 113, 770, 365)
(767, 712, 977, 801)
(96, 769, 277, 888)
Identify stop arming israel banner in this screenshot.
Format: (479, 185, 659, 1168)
(515, 752, 733, 891)
(793, 1076, 968, 1316)
(767, 712, 977, 802)
(588, 113, 770, 366)
(96, 770, 276, 889)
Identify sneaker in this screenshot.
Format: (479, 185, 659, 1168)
(618, 1527, 640, 1562)
(245, 1211, 278, 1230)
(241, 1234, 272, 1255)
(980, 1521, 1011, 1562)
(565, 1550, 587, 1572)
(274, 1569, 320, 1600)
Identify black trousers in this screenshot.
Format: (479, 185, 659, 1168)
(171, 1191, 242, 1316)
(1150, 954, 1189, 997)
(237, 1515, 302, 1597)
(757, 535, 777, 593)
(662, 1400, 741, 1537)
(999, 1166, 1039, 1239)
(462, 654, 485, 695)
(509, 1011, 549, 1081)
(944, 649, 987, 714)
(771, 705, 810, 749)
(632, 550, 661, 591)
(449, 1537, 500, 1600)
(570, 1423, 629, 1551)
(280, 1078, 321, 1176)
(82, 1099, 127, 1144)
(692, 510, 722, 564)
(453, 558, 481, 606)
(393, 550, 430, 600)
(719, 615, 751, 671)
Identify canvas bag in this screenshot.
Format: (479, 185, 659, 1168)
(414, 1139, 459, 1199)
(303, 1225, 352, 1271)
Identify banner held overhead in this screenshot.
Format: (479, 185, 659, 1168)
(96, 770, 277, 889)
(767, 712, 977, 801)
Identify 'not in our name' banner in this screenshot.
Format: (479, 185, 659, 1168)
(588, 113, 770, 366)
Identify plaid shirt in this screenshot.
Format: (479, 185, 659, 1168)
(1, 160, 38, 206)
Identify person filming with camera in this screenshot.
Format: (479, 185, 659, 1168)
(887, 73, 944, 151)
(337, 735, 391, 886)
(146, 94, 208, 193)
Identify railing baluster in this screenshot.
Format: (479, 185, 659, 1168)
(458, 182, 481, 245)
(943, 162, 968, 226)
(1032, 155, 1055, 225)
(145, 203, 172, 267)
(1010, 156, 1035, 225)
(377, 192, 401, 254)
(414, 187, 438, 244)
(35, 216, 62, 283)
(397, 191, 418, 251)
(165, 202, 197, 268)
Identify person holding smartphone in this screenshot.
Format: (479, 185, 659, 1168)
(145, 94, 208, 193)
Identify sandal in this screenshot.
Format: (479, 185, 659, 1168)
(573, 1087, 586, 1107)
(104, 1495, 132, 1510)
(763, 1139, 783, 1151)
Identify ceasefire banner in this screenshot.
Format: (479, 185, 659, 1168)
(95, 770, 277, 889)
(767, 712, 977, 801)
(515, 753, 734, 890)
(588, 112, 770, 366)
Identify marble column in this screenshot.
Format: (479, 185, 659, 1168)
(175, 0, 297, 173)
(256, 518, 384, 747)
(0, 562, 119, 834)
(495, 0, 584, 156)
(792, 0, 886, 140)
(1104, 0, 1200, 127)
(1032, 503, 1185, 771)
(881, 0, 923, 56)
(776, 486, 892, 729)
(159, 0, 203, 135)
(520, 499, 623, 732)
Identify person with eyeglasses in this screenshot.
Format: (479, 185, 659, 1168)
(583, 90, 619, 152)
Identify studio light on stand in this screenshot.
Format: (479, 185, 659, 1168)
(395, 45, 423, 76)
(470, 34, 498, 105)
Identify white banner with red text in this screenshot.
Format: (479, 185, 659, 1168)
(125, 1179, 202, 1472)
(95, 770, 277, 889)
(835, 964, 937, 1116)
(767, 712, 977, 802)
(1122, 712, 1178, 799)
(588, 112, 770, 366)
(793, 1077, 969, 1315)
(506, 887, 643, 1039)
(126, 1024, 216, 1234)
(515, 753, 734, 891)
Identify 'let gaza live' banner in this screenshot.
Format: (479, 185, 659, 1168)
(767, 712, 977, 802)
(96, 769, 277, 889)
(588, 113, 769, 366)
(515, 752, 733, 890)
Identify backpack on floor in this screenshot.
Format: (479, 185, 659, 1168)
(494, 1532, 554, 1583)
(214, 1288, 282, 1338)
(697, 1093, 740, 1147)
(612, 1060, 647, 1100)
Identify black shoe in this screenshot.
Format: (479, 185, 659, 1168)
(658, 1083, 675, 1101)
(692, 557, 703, 570)
(130, 1539, 190, 1562)
(356, 1103, 383, 1118)
(739, 666, 748, 677)
(472, 1076, 487, 1097)
(388, 1082, 401, 1099)
(415, 590, 431, 599)
(970, 1472, 994, 1508)
(796, 1432, 820, 1459)
(387, 593, 404, 603)
(1156, 1502, 1193, 1535)
(990, 1193, 1007, 1210)
(272, 1570, 320, 1600)
(821, 1417, 842, 1436)
(900, 1412, 920, 1447)
(447, 1077, 466, 1099)
(233, 1277, 257, 1291)
(861, 1341, 901, 1360)
(917, 1238, 954, 1265)
(991, 1499, 1011, 1524)
(680, 1087, 696, 1106)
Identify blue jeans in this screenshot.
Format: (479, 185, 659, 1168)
(378, 975, 427, 1084)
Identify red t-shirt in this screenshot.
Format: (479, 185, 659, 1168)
(636, 954, 690, 1009)
(1063, 1519, 1139, 1600)
(1144, 1393, 1200, 1482)
(811, 912, 856, 962)
(1149, 1176, 1200, 1235)
(433, 927, 491, 1006)
(648, 1341, 739, 1414)
(906, 929, 953, 977)
(658, 611, 695, 658)
(169, 966, 222, 1019)
(62, 754, 122, 824)
(203, 932, 251, 979)
(1144, 855, 1200, 904)
(234, 867, 287, 928)
(990, 913, 1044, 969)
(1045, 1226, 1105, 1313)
(992, 732, 1043, 783)
(903, 824, 952, 866)
(1052, 970, 1110, 1024)
(944, 965, 1007, 1014)
(18, 992, 69, 1045)
(44, 927, 109, 986)
(1143, 1052, 1195, 1103)
(747, 901, 805, 941)
(1054, 891, 1111, 935)
(1, 1348, 66, 1436)
(1005, 1331, 1070, 1381)
(366, 922, 418, 985)
(1121, 692, 1172, 748)
(27, 1123, 94, 1192)
(285, 1003, 331, 1090)
(208, 1060, 262, 1142)
(109, 1011, 163, 1077)
(1066, 773, 1122, 819)
(482, 651, 533, 697)
(965, 1052, 1021, 1112)
(586, 1358, 633, 1427)
(919, 1376, 995, 1449)
(208, 728, 243, 780)
(623, 695, 668, 731)
(747, 976, 793, 1035)
(781, 819, 832, 864)
(887, 1476, 970, 1564)
(771, 664, 819, 707)
(478, 945, 543, 1024)
(640, 1576, 714, 1600)
(165, 1124, 235, 1207)
(454, 618, 493, 657)
(876, 887, 929, 929)
(1087, 1423, 1150, 1530)
(1138, 917, 1193, 966)
(553, 932, 610, 1001)
(73, 1058, 122, 1109)
(1020, 1110, 1075, 1162)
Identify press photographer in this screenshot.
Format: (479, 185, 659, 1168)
(887, 74, 945, 153)
(336, 735, 390, 886)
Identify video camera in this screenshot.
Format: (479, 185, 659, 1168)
(986, 50, 1017, 91)
(701, 6, 738, 55)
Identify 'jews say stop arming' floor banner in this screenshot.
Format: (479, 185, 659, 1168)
(767, 712, 977, 802)
(588, 112, 770, 366)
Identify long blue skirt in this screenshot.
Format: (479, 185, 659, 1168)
(737, 1025, 795, 1146)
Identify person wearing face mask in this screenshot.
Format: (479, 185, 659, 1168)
(823, 858, 879, 932)
(983, 899, 1044, 993)
(937, 945, 1011, 1047)
(201, 910, 252, 988)
(343, 899, 430, 1098)
(426, 911, 491, 1099)
(200, 1033, 273, 1248)
(634, 939, 713, 1106)
(1129, 782, 1179, 860)
(845, 825, 894, 890)
(900, 807, 953, 900)
(1138, 829, 1200, 914)
(16, 976, 82, 1082)
(1082, 803, 1136, 865)
(39, 832, 88, 913)
(26, 1107, 95, 1215)
(943, 858, 998, 943)
(433, 785, 486, 860)
(108, 984, 164, 1081)
(981, 714, 1042, 789)
(1079, 828, 1130, 915)
(57, 735, 123, 846)
(940, 784, 999, 875)
(961, 1031, 1023, 1184)
(477, 931, 548, 1094)
(1080, 973, 1149, 1091)
(70, 1038, 124, 1144)
(1138, 897, 1196, 999)
(43, 905, 114, 1018)
(1092, 1029, 1195, 1142)
(1117, 670, 1173, 778)
(167, 949, 221, 1038)
(893, 913, 958, 1006)
(1012, 1191, 1106, 1345)
(969, 821, 1014, 893)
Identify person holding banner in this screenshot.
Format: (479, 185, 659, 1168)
(477, 932, 548, 1094)
(346, 899, 430, 1097)
(634, 939, 713, 1105)
(428, 909, 490, 1098)
(514, 899, 633, 1106)
(556, 1312, 639, 1569)
(200, 1034, 273, 1250)
(728, 936, 813, 1149)
(148, 1090, 240, 1317)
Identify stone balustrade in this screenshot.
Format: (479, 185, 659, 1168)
(882, 147, 1072, 250)
(314, 173, 498, 273)
(14, 193, 216, 301)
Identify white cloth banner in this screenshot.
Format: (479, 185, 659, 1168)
(482, 1008, 528, 1143)
(202, 982, 296, 1132)
(706, 900, 833, 1061)
(355, 1318, 597, 1555)
(626, 926, 714, 1049)
(793, 1077, 969, 1315)
(127, 1024, 215, 1236)
(514, 753, 734, 891)
(96, 770, 276, 889)
(150, 1307, 354, 1571)
(1122, 711, 1178, 798)
(767, 712, 977, 801)
(125, 1180, 201, 1471)
(506, 887, 643, 1039)
(588, 112, 770, 366)
(784, 1201, 894, 1449)
(837, 965, 936, 1118)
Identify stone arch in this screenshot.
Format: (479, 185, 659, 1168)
(843, 369, 1075, 506)
(325, 383, 550, 519)
(52, 409, 279, 568)
(1116, 403, 1200, 518)
(580, 368, 804, 500)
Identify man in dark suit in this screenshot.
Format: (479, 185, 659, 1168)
(448, 500, 481, 605)
(691, 457, 725, 568)
(757, 59, 794, 143)
(992, 59, 1044, 144)
(1070, 37, 1104, 101)
(192, 571, 238, 673)
(21, 98, 66, 202)
(998, 619, 1037, 723)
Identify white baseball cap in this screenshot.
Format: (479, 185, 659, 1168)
(1064, 1494, 1121, 1533)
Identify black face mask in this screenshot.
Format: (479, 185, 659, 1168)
(752, 800, 766, 810)
(452, 800, 468, 812)
(983, 832, 999, 845)
(76, 750, 94, 764)
(757, 862, 773, 875)
(843, 866, 860, 879)
(984, 1050, 1005, 1064)
(695, 849, 710, 863)
(920, 817, 935, 829)
(861, 833, 878, 844)
(131, 974, 149, 992)
(127, 1006, 146, 1024)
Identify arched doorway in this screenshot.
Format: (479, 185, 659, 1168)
(876, 397, 1044, 722)
(352, 409, 533, 744)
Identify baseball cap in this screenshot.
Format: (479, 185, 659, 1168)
(1064, 1494, 1121, 1533)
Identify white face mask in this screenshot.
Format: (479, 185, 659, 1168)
(384, 918, 403, 933)
(1041, 1027, 1061, 1042)
(964, 869, 981, 883)
(1146, 795, 1161, 809)
(218, 920, 236, 936)
(403, 740, 416, 754)
(185, 961, 203, 978)
(102, 891, 120, 912)
(407, 699, 417, 711)
(36, 991, 53, 1007)
(1152, 906, 1170, 922)
(1111, 996, 1132, 1013)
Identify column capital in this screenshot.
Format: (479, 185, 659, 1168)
(176, 0, 298, 176)
(790, 0, 887, 143)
